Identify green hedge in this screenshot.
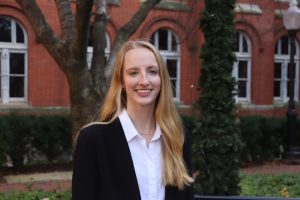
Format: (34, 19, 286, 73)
(182, 115, 300, 163)
(32, 115, 72, 162)
(239, 116, 286, 161)
(0, 114, 71, 168)
(0, 118, 9, 169)
(1, 113, 299, 168)
(4, 115, 36, 168)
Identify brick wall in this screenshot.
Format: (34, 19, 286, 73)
(1, 0, 299, 117)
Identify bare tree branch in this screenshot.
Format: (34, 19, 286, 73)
(15, 0, 62, 60)
(90, 0, 108, 98)
(71, 0, 94, 64)
(54, 0, 73, 42)
(105, 0, 162, 80)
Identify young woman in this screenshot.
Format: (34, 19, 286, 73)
(72, 40, 194, 200)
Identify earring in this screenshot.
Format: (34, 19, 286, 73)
(121, 88, 126, 94)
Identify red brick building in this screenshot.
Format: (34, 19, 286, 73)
(0, 0, 299, 117)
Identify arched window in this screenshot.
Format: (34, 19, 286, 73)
(0, 17, 27, 103)
(274, 35, 300, 102)
(151, 29, 180, 101)
(233, 31, 252, 102)
(87, 29, 110, 69)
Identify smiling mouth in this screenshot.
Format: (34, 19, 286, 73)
(135, 89, 153, 95)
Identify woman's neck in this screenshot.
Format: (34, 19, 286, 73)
(126, 105, 156, 139)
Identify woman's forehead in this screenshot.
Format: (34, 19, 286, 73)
(124, 48, 158, 66)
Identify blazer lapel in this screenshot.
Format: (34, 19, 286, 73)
(110, 119, 141, 200)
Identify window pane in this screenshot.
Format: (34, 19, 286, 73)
(158, 29, 168, 50)
(0, 52, 1, 99)
(238, 81, 247, 97)
(275, 41, 278, 54)
(274, 63, 282, 79)
(88, 26, 93, 47)
(16, 23, 24, 43)
(171, 33, 177, 52)
(242, 36, 248, 52)
(9, 76, 24, 97)
(287, 81, 291, 97)
(166, 59, 177, 77)
(10, 53, 25, 74)
(105, 34, 107, 49)
(0, 18, 12, 42)
(238, 61, 248, 78)
(281, 36, 289, 55)
(274, 81, 281, 97)
(150, 33, 155, 44)
(87, 51, 92, 68)
(171, 79, 176, 97)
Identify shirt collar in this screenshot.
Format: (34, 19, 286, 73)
(118, 109, 161, 142)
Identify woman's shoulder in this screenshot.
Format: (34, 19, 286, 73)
(81, 121, 110, 131)
(78, 119, 121, 140)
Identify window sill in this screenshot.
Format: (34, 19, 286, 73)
(0, 104, 70, 114)
(154, 1, 191, 12)
(0, 103, 31, 109)
(273, 100, 300, 108)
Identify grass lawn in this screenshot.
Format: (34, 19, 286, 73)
(240, 172, 300, 198)
(0, 190, 71, 200)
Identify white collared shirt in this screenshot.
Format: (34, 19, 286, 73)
(119, 109, 165, 200)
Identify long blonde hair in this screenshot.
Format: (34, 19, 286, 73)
(100, 40, 193, 189)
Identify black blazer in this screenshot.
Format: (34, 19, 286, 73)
(72, 118, 193, 200)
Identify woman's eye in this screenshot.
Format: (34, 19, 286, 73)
(129, 71, 138, 76)
(149, 70, 158, 75)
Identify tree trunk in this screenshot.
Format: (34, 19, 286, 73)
(15, 0, 162, 142)
(66, 67, 99, 142)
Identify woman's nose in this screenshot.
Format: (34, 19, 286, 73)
(139, 73, 149, 85)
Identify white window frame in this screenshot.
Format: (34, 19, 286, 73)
(0, 17, 28, 103)
(87, 33, 110, 69)
(274, 36, 300, 102)
(233, 32, 252, 102)
(151, 29, 181, 102)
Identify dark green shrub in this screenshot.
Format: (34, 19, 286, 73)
(188, 115, 293, 165)
(0, 116, 10, 168)
(239, 116, 285, 161)
(188, 114, 295, 195)
(32, 115, 72, 162)
(239, 116, 264, 161)
(260, 117, 285, 159)
(181, 115, 197, 133)
(4, 114, 36, 168)
(0, 114, 72, 168)
(193, 0, 243, 195)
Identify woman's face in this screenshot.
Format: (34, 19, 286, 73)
(122, 47, 161, 110)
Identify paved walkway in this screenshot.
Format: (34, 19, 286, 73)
(0, 171, 72, 192)
(1, 162, 300, 193)
(241, 162, 300, 174)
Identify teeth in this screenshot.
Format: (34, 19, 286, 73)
(137, 89, 151, 93)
